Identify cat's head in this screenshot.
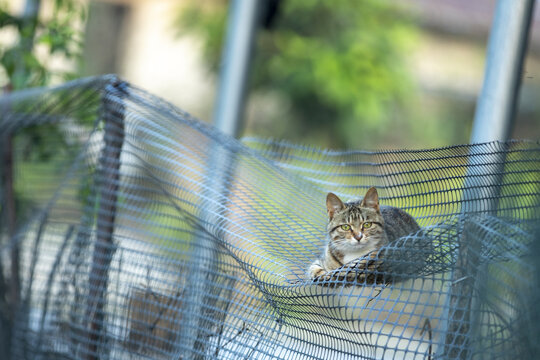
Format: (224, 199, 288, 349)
(326, 187, 387, 251)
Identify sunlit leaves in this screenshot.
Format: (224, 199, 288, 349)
(0, 0, 86, 90)
(176, 0, 417, 148)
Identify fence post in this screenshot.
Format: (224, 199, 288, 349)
(176, 1, 261, 358)
(213, 0, 260, 138)
(0, 83, 16, 360)
(84, 78, 127, 360)
(471, 0, 535, 144)
(444, 0, 535, 358)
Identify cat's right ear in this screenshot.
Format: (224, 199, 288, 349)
(326, 193, 345, 219)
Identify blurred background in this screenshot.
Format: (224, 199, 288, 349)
(1, 0, 539, 149)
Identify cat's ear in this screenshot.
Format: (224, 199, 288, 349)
(361, 187, 380, 212)
(326, 193, 345, 219)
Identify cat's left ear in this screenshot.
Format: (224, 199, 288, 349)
(361, 187, 380, 212)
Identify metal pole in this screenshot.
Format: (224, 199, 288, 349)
(213, 0, 260, 137)
(471, 0, 535, 143)
(444, 2, 535, 358)
(176, 2, 261, 357)
(84, 79, 126, 360)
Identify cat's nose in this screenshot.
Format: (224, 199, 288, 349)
(353, 232, 363, 241)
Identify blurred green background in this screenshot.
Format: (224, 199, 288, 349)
(1, 0, 539, 150)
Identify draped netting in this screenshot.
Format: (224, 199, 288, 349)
(0, 75, 538, 359)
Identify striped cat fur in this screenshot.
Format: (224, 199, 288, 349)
(308, 187, 420, 285)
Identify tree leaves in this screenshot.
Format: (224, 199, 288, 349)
(176, 0, 417, 148)
(0, 0, 85, 90)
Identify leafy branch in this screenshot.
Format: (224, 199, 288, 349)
(175, 0, 417, 148)
(0, 0, 86, 90)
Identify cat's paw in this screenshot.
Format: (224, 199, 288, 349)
(312, 272, 335, 283)
(307, 262, 327, 279)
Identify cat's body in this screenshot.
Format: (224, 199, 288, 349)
(308, 187, 420, 284)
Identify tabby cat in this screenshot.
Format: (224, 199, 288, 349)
(308, 187, 420, 285)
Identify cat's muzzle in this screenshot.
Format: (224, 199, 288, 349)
(353, 232, 363, 242)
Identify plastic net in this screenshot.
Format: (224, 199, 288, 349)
(0, 75, 539, 359)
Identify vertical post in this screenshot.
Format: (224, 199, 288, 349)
(213, 0, 260, 137)
(0, 136, 16, 360)
(0, 84, 16, 360)
(84, 79, 126, 360)
(176, 1, 261, 358)
(2, 0, 42, 312)
(3, 136, 18, 309)
(444, 1, 535, 358)
(2, 0, 43, 342)
(13, 0, 41, 89)
(471, 0, 534, 144)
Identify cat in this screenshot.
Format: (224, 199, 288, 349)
(308, 187, 421, 285)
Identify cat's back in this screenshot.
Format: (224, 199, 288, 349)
(380, 206, 420, 243)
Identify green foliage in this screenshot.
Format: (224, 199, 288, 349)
(0, 0, 86, 90)
(177, 1, 228, 71)
(176, 0, 417, 148)
(0, 1, 89, 225)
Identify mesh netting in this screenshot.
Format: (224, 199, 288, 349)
(0, 75, 539, 359)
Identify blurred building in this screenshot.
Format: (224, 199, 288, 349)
(83, 0, 539, 144)
(83, 0, 216, 121)
(2, 0, 539, 144)
(405, 0, 540, 141)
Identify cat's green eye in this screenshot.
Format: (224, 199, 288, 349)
(363, 222, 372, 229)
(340, 224, 351, 231)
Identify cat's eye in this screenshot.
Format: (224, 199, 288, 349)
(363, 222, 372, 229)
(340, 224, 351, 231)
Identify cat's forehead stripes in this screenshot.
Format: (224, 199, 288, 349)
(336, 203, 378, 224)
(344, 207, 365, 223)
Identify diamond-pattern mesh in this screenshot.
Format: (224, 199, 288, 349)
(0, 75, 538, 359)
